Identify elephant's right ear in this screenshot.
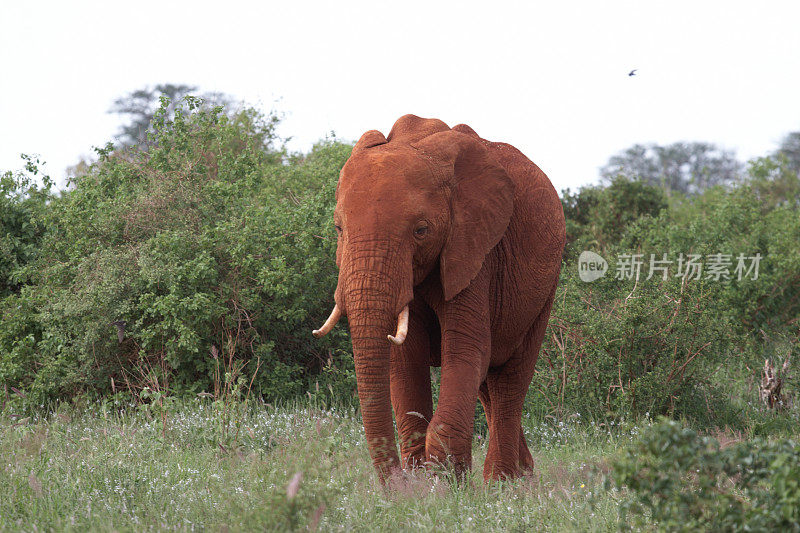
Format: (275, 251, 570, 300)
(353, 130, 388, 153)
(414, 131, 515, 301)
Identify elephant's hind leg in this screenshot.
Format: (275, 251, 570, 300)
(479, 382, 535, 474)
(483, 287, 556, 481)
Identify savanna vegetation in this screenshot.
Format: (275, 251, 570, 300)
(2, 94, 799, 531)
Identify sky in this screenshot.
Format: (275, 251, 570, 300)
(2, 1, 799, 192)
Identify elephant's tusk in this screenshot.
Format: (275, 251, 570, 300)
(312, 305, 342, 338)
(387, 305, 409, 345)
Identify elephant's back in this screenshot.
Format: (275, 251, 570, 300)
(471, 135, 565, 364)
(453, 128, 565, 261)
(486, 140, 565, 248)
(451, 124, 565, 244)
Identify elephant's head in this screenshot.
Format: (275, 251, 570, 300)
(314, 115, 515, 478)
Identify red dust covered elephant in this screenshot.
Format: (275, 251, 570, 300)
(313, 115, 565, 482)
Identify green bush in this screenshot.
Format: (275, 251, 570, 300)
(561, 176, 668, 260)
(0, 158, 53, 298)
(530, 267, 734, 422)
(611, 419, 800, 531)
(536, 160, 800, 423)
(0, 98, 355, 405)
(635, 180, 800, 340)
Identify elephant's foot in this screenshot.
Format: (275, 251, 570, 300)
(399, 432, 427, 470)
(479, 385, 535, 479)
(482, 431, 534, 480)
(483, 465, 518, 481)
(367, 442, 402, 485)
(424, 420, 473, 480)
(518, 431, 535, 474)
(482, 445, 520, 481)
(483, 424, 535, 481)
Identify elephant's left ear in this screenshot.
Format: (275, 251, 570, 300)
(414, 131, 515, 301)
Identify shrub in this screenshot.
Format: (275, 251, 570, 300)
(0, 157, 53, 298)
(538, 161, 800, 423)
(636, 179, 800, 340)
(530, 267, 734, 422)
(611, 418, 800, 531)
(0, 98, 355, 405)
(561, 176, 667, 260)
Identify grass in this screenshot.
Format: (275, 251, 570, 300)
(1, 400, 634, 532)
(2, 398, 797, 532)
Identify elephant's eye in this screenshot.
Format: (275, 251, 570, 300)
(334, 224, 342, 234)
(414, 224, 429, 238)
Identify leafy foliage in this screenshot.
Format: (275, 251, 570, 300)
(0, 97, 354, 405)
(612, 419, 800, 531)
(109, 84, 237, 147)
(540, 159, 800, 423)
(0, 157, 53, 298)
(531, 268, 734, 422)
(747, 153, 800, 210)
(561, 176, 667, 258)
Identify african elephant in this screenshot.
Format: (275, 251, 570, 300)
(313, 114, 565, 482)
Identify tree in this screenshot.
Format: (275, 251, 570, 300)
(775, 131, 800, 175)
(601, 142, 743, 195)
(561, 177, 667, 255)
(109, 84, 233, 147)
(747, 154, 800, 210)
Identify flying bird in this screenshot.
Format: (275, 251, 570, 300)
(628, 69, 637, 77)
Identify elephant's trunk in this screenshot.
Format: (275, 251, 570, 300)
(347, 304, 400, 479)
(336, 237, 413, 481)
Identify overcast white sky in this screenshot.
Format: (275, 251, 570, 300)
(2, 1, 799, 191)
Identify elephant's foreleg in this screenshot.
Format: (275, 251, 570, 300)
(518, 431, 535, 472)
(390, 299, 434, 470)
(426, 274, 491, 478)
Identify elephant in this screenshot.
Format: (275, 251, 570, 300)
(313, 114, 565, 482)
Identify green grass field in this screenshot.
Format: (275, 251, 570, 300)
(3, 400, 797, 532)
(1, 400, 636, 532)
